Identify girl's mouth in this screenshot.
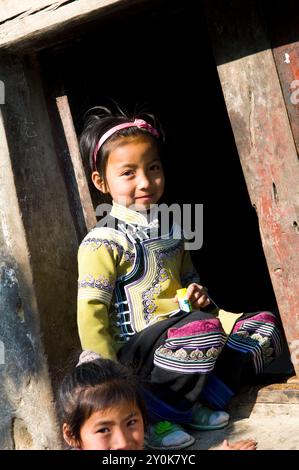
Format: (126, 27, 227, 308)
(135, 194, 153, 200)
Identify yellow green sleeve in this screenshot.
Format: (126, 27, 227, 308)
(77, 240, 117, 361)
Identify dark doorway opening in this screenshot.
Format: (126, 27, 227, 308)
(39, 0, 277, 316)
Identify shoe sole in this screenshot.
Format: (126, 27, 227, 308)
(186, 419, 229, 431)
(144, 436, 195, 450)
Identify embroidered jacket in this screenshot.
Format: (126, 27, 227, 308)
(77, 202, 201, 360)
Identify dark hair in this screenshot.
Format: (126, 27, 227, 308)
(79, 104, 164, 188)
(59, 357, 147, 445)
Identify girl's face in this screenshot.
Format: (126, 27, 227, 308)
(73, 400, 144, 450)
(92, 136, 165, 210)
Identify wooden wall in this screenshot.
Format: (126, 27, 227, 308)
(205, 0, 299, 376)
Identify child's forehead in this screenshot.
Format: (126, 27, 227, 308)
(89, 400, 141, 422)
(106, 136, 159, 163)
(107, 134, 157, 153)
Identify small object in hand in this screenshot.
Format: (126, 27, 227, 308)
(177, 288, 193, 313)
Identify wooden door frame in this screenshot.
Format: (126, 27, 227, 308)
(204, 0, 299, 377)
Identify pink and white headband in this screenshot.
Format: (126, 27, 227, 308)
(93, 118, 159, 169)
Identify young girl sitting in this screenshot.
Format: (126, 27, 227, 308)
(77, 106, 282, 450)
(59, 351, 257, 451)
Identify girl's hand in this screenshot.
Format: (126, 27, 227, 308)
(173, 283, 210, 309)
(220, 439, 257, 450)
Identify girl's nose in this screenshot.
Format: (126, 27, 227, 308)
(137, 173, 151, 190)
(111, 430, 131, 450)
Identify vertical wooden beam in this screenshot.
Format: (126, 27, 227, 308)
(271, 41, 299, 156)
(0, 53, 81, 385)
(56, 95, 96, 232)
(204, 0, 299, 376)
(40, 51, 95, 243)
(268, 2, 299, 160)
(0, 55, 61, 449)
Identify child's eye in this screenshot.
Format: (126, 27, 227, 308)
(97, 427, 110, 434)
(150, 164, 161, 171)
(127, 418, 138, 427)
(121, 170, 134, 177)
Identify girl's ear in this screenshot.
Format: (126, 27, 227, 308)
(91, 171, 109, 194)
(62, 423, 81, 449)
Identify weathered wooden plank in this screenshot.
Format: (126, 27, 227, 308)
(40, 55, 93, 242)
(56, 95, 97, 232)
(0, 1, 69, 23)
(0, 0, 146, 51)
(234, 380, 299, 404)
(268, 3, 299, 166)
(0, 54, 80, 381)
(204, 0, 299, 376)
(272, 43, 299, 155)
(0, 56, 62, 448)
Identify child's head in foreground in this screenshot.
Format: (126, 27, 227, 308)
(80, 106, 165, 210)
(59, 351, 146, 450)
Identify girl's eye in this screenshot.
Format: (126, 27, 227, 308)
(97, 427, 110, 434)
(127, 418, 138, 427)
(150, 164, 161, 171)
(122, 170, 134, 177)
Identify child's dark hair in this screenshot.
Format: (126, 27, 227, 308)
(79, 103, 164, 187)
(59, 355, 147, 445)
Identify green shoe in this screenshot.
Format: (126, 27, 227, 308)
(187, 405, 230, 431)
(144, 421, 195, 450)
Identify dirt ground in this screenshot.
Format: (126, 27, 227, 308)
(187, 345, 299, 450)
(189, 402, 299, 450)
